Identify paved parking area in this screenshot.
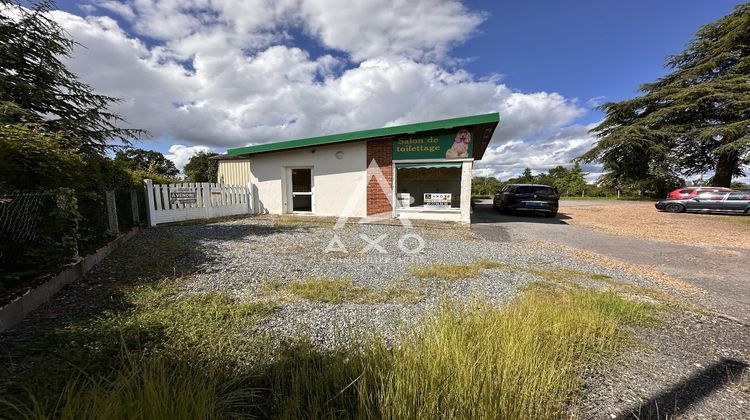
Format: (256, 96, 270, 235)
(472, 201, 750, 323)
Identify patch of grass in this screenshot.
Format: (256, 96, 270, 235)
(260, 287, 657, 419)
(263, 277, 425, 304)
(125, 234, 196, 279)
(1, 353, 255, 420)
(0, 280, 277, 415)
(526, 267, 600, 283)
(96, 281, 278, 362)
(409, 259, 513, 280)
(273, 215, 335, 228)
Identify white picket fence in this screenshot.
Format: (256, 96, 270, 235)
(143, 179, 255, 226)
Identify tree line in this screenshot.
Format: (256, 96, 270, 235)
(473, 163, 608, 198)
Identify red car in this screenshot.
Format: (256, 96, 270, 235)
(666, 187, 732, 200)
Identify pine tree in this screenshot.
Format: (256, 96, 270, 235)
(0, 0, 144, 154)
(579, 3, 750, 187)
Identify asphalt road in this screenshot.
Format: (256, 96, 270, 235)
(471, 201, 750, 323)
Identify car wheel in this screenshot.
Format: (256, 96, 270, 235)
(665, 203, 684, 213)
(544, 211, 557, 218)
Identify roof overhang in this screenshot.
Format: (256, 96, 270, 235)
(226, 112, 499, 160)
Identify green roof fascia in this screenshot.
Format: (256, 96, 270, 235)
(227, 112, 499, 156)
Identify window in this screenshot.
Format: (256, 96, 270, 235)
(515, 186, 555, 195)
(697, 192, 727, 200)
(727, 192, 750, 200)
(679, 189, 692, 194)
(396, 165, 462, 209)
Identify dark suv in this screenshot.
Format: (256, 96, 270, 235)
(493, 184, 559, 217)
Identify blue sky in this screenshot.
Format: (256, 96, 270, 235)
(457, 0, 743, 124)
(47, 0, 746, 180)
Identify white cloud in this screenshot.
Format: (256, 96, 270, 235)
(93, 1, 136, 20)
(297, 0, 486, 61)
(164, 144, 213, 171)
(39, 2, 595, 178)
(475, 123, 600, 180)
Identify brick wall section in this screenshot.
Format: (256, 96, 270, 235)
(366, 138, 393, 216)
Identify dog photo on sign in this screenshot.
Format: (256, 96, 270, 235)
(445, 129, 471, 159)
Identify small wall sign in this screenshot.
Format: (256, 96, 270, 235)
(169, 188, 197, 204)
(424, 193, 451, 208)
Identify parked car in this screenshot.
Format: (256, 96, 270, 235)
(655, 191, 750, 214)
(666, 186, 732, 200)
(493, 184, 559, 217)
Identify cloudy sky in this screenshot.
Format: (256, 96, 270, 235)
(47, 0, 743, 180)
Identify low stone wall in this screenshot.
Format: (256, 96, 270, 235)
(0, 228, 139, 333)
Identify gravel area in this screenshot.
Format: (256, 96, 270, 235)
(561, 201, 750, 248)
(573, 310, 750, 419)
(180, 217, 653, 347)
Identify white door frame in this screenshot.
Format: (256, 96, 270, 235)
(286, 166, 314, 214)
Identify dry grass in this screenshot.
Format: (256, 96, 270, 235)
(409, 260, 512, 280)
(562, 202, 750, 248)
(262, 286, 656, 419)
(272, 215, 336, 227)
(262, 277, 425, 304)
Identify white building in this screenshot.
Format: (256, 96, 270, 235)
(215, 113, 499, 223)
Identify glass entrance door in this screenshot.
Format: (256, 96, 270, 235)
(290, 168, 313, 212)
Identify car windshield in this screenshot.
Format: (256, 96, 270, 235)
(516, 186, 555, 195)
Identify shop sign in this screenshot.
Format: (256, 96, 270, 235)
(392, 128, 472, 160)
(169, 188, 197, 204)
(424, 193, 451, 208)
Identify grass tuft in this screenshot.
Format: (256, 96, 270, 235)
(0, 280, 278, 414)
(409, 259, 513, 280)
(273, 215, 335, 228)
(1, 354, 256, 420)
(263, 277, 425, 304)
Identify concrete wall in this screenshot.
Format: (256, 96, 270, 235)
(248, 142, 367, 217)
(217, 160, 252, 185)
(0, 229, 139, 333)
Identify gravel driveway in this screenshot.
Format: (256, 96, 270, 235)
(180, 217, 651, 347)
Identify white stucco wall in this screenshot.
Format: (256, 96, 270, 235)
(248, 142, 368, 217)
(460, 160, 473, 223)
